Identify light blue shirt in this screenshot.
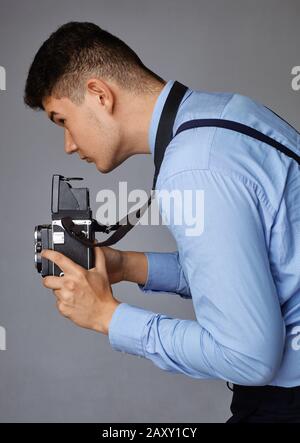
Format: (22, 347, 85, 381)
(108, 80, 300, 387)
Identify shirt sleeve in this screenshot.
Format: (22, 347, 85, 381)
(108, 169, 286, 385)
(137, 251, 192, 299)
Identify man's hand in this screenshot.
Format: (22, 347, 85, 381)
(41, 247, 121, 335)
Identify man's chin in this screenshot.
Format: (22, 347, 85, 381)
(95, 162, 113, 174)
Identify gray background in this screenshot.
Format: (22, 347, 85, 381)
(0, 0, 299, 423)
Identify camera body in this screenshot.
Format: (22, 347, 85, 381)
(34, 175, 95, 277)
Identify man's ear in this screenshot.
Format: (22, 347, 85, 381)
(86, 78, 114, 114)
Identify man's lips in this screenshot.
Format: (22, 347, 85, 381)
(80, 156, 92, 163)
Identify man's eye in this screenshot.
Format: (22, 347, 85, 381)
(54, 118, 65, 126)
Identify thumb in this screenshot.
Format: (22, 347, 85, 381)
(93, 246, 107, 273)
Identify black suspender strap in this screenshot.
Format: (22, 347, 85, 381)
(152, 81, 189, 189)
(174, 118, 300, 166)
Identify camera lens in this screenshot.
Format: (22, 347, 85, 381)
(34, 226, 43, 273)
(34, 227, 42, 243)
(34, 224, 51, 275)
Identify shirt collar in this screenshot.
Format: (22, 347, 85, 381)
(148, 79, 176, 156)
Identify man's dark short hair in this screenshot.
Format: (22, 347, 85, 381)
(24, 21, 165, 110)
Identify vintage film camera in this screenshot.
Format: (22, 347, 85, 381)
(34, 174, 153, 277)
(34, 175, 97, 277)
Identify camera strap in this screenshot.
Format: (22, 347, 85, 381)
(63, 80, 300, 248)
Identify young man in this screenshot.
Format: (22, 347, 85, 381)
(24, 21, 300, 423)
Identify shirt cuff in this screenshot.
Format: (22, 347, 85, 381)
(108, 302, 155, 357)
(137, 251, 192, 298)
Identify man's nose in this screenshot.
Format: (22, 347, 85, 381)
(64, 129, 78, 154)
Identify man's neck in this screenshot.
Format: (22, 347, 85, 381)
(120, 82, 167, 158)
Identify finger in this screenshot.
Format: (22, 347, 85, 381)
(56, 299, 71, 318)
(41, 249, 83, 274)
(54, 289, 62, 299)
(54, 289, 73, 305)
(58, 288, 75, 304)
(43, 275, 64, 290)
